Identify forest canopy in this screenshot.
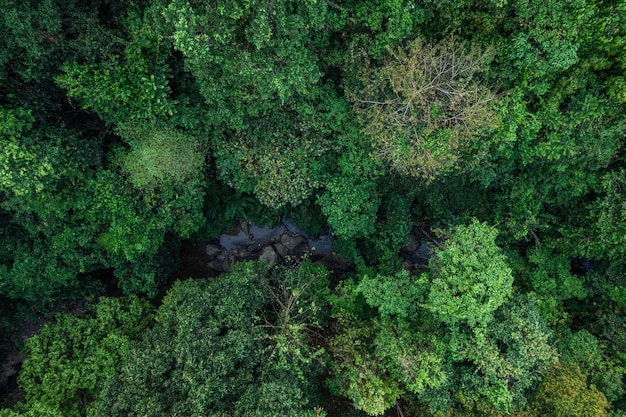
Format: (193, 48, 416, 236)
(0, 0, 625, 416)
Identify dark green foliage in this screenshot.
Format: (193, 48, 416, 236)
(317, 174, 380, 239)
(0, 108, 55, 197)
(514, 245, 587, 325)
(160, 0, 332, 127)
(1, 0, 626, 415)
(337, 0, 426, 59)
(1, 157, 203, 299)
(575, 170, 626, 262)
(93, 261, 328, 416)
(0, 297, 18, 375)
(55, 3, 176, 124)
(213, 101, 336, 209)
(558, 330, 626, 403)
(328, 317, 404, 415)
(317, 127, 385, 240)
(495, 0, 592, 94)
(0, 0, 62, 83)
(93, 265, 264, 416)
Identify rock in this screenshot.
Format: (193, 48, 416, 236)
(404, 233, 420, 253)
(406, 242, 433, 266)
(208, 259, 224, 272)
(240, 220, 251, 237)
(273, 243, 289, 258)
(230, 248, 246, 259)
(223, 256, 230, 272)
(250, 224, 286, 248)
(314, 252, 354, 272)
(220, 230, 254, 250)
(282, 219, 305, 235)
(0, 353, 25, 390)
(205, 244, 222, 258)
(307, 234, 332, 256)
(259, 246, 279, 268)
(280, 232, 305, 251)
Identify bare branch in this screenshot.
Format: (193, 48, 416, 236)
(353, 37, 499, 181)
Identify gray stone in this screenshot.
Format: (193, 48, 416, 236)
(307, 234, 332, 255)
(404, 233, 420, 253)
(220, 230, 254, 250)
(240, 220, 251, 237)
(314, 252, 353, 271)
(415, 243, 433, 262)
(223, 256, 230, 272)
(230, 248, 246, 259)
(273, 243, 288, 257)
(208, 259, 224, 271)
(259, 246, 279, 268)
(249, 224, 286, 247)
(280, 232, 305, 251)
(0, 353, 25, 390)
(407, 242, 433, 266)
(282, 219, 305, 235)
(205, 244, 222, 258)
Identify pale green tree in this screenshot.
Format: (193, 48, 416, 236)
(351, 37, 499, 182)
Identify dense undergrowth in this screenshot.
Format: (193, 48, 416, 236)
(1, 0, 626, 415)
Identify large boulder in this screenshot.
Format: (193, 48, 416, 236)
(205, 244, 222, 258)
(259, 246, 279, 268)
(280, 232, 305, 251)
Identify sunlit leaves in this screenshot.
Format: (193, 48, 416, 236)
(426, 220, 513, 326)
(15, 296, 154, 417)
(534, 363, 610, 417)
(115, 124, 204, 191)
(0, 108, 55, 197)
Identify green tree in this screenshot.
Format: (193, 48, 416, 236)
(92, 263, 267, 416)
(115, 123, 204, 191)
(0, 0, 62, 84)
(213, 97, 337, 209)
(512, 245, 587, 325)
(558, 330, 626, 404)
(329, 221, 555, 415)
(159, 0, 333, 127)
(533, 363, 610, 417)
(0, 107, 105, 301)
(351, 37, 499, 181)
(493, 0, 594, 95)
(55, 3, 177, 124)
(0, 108, 55, 197)
(94, 261, 328, 416)
(7, 296, 154, 417)
(329, 318, 404, 416)
(571, 170, 626, 263)
(317, 173, 381, 240)
(426, 220, 513, 326)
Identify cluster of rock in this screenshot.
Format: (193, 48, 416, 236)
(204, 220, 435, 275)
(400, 225, 436, 269)
(204, 219, 349, 273)
(0, 352, 24, 397)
